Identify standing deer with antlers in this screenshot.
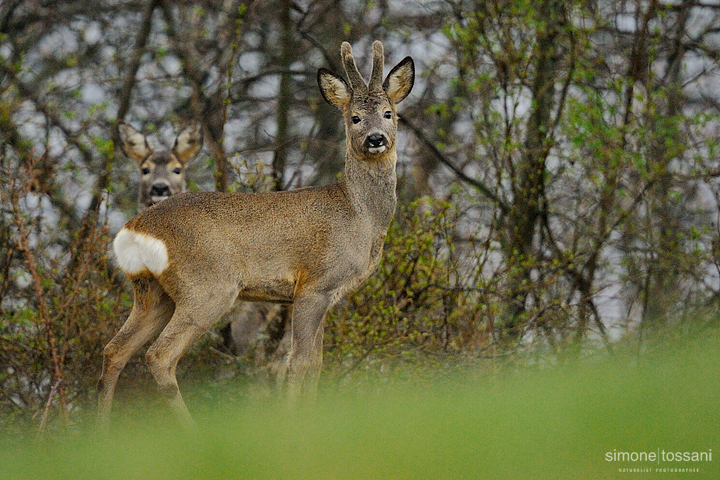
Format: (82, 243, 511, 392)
(98, 40, 414, 427)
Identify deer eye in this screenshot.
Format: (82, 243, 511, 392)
(141, 167, 151, 175)
(351, 115, 361, 124)
(172, 167, 182, 175)
(384, 111, 392, 119)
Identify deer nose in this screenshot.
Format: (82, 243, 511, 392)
(365, 134, 387, 149)
(150, 184, 171, 197)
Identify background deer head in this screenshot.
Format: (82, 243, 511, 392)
(117, 122, 203, 210)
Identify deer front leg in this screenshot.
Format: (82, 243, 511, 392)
(286, 291, 331, 402)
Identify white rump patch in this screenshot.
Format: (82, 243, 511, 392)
(113, 228, 169, 276)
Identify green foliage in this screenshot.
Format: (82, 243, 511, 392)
(3, 0, 720, 440)
(0, 218, 131, 433)
(3, 326, 720, 479)
(326, 200, 457, 366)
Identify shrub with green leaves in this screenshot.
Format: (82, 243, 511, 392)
(325, 199, 467, 372)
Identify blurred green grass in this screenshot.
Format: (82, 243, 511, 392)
(2, 331, 719, 479)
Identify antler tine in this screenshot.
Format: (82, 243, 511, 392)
(340, 42, 368, 94)
(368, 41, 384, 92)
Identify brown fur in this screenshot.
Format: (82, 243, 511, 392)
(98, 41, 414, 427)
(119, 122, 280, 365)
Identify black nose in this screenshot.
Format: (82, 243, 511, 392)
(365, 134, 386, 149)
(150, 184, 171, 197)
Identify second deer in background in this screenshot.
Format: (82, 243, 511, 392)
(117, 122, 202, 212)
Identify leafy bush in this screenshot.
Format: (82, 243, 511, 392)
(325, 199, 483, 375)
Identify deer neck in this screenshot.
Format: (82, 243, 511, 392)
(343, 150, 397, 230)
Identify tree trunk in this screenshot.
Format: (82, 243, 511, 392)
(502, 0, 565, 340)
(272, 0, 293, 191)
(642, 1, 690, 329)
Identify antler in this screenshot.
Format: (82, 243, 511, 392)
(368, 41, 385, 92)
(341, 42, 368, 94)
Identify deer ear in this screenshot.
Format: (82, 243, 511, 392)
(318, 68, 351, 110)
(172, 123, 203, 164)
(118, 122, 152, 163)
(383, 56, 415, 104)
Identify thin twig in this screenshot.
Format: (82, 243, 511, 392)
(399, 115, 508, 213)
(11, 159, 70, 429)
(37, 379, 62, 439)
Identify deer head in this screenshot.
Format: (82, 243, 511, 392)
(117, 122, 203, 210)
(317, 41, 414, 162)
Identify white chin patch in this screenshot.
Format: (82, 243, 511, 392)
(368, 146, 387, 154)
(151, 195, 171, 204)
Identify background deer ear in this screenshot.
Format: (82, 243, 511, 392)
(172, 123, 203, 165)
(318, 68, 351, 110)
(118, 122, 152, 163)
(383, 56, 415, 104)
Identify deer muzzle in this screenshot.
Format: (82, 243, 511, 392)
(150, 182, 172, 204)
(365, 133, 387, 154)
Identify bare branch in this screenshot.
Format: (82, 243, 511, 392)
(116, 0, 161, 122)
(399, 115, 508, 212)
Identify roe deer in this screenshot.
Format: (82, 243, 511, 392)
(118, 121, 276, 359)
(117, 122, 203, 211)
(98, 40, 414, 427)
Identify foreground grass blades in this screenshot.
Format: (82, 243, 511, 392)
(2, 333, 719, 479)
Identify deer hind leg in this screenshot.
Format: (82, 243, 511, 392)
(285, 291, 331, 402)
(145, 285, 238, 428)
(98, 275, 174, 424)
